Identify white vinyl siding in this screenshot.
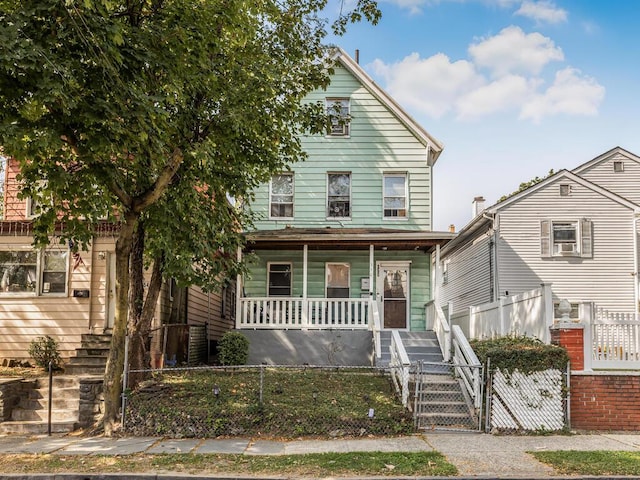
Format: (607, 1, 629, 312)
(576, 151, 640, 206)
(497, 178, 636, 312)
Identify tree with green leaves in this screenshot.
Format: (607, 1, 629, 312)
(0, 0, 380, 434)
(498, 169, 556, 203)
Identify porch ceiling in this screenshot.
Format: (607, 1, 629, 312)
(245, 227, 455, 252)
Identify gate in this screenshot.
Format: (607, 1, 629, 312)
(413, 361, 483, 431)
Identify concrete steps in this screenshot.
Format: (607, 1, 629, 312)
(0, 376, 80, 435)
(376, 331, 444, 368)
(414, 371, 477, 430)
(65, 334, 111, 375)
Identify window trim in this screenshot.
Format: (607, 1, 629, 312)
(325, 97, 350, 138)
(269, 172, 294, 220)
(325, 262, 350, 298)
(559, 184, 571, 197)
(326, 172, 352, 219)
(613, 160, 624, 173)
(267, 261, 292, 297)
(541, 219, 592, 259)
(0, 247, 69, 297)
(383, 172, 409, 219)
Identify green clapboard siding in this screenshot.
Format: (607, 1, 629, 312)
(245, 250, 431, 331)
(250, 65, 432, 231)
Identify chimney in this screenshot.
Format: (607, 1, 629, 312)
(472, 196, 486, 218)
(448, 224, 455, 233)
(355, 49, 360, 64)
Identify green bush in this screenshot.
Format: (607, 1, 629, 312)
(28, 335, 62, 369)
(217, 331, 249, 366)
(470, 335, 569, 373)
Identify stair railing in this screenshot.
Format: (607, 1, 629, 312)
(389, 330, 411, 407)
(370, 299, 382, 363)
(430, 301, 451, 361)
(451, 325, 483, 409)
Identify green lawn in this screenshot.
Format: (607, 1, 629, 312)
(532, 450, 640, 475)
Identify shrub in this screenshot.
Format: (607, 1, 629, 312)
(470, 335, 569, 373)
(217, 331, 249, 366)
(28, 335, 62, 369)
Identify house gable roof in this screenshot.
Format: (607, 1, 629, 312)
(572, 146, 640, 174)
(333, 49, 444, 166)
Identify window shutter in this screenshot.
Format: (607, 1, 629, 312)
(540, 220, 550, 257)
(581, 219, 593, 258)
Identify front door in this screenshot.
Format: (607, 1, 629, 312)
(377, 262, 410, 329)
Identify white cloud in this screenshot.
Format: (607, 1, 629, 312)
(469, 26, 564, 77)
(515, 0, 568, 24)
(371, 53, 484, 118)
(455, 75, 540, 119)
(520, 67, 605, 123)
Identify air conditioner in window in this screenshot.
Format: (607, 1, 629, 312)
(556, 242, 577, 255)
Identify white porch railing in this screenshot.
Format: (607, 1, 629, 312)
(389, 330, 411, 408)
(371, 300, 382, 362)
(237, 297, 370, 329)
(451, 325, 483, 409)
(586, 308, 640, 370)
(426, 300, 451, 361)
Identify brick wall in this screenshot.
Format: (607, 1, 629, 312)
(571, 373, 640, 431)
(550, 326, 584, 371)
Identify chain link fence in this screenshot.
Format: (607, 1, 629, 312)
(122, 365, 415, 438)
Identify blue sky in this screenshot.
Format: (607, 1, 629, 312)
(330, 0, 640, 231)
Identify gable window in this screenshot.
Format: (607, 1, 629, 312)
(541, 219, 592, 258)
(327, 173, 351, 218)
(383, 173, 408, 218)
(613, 160, 624, 172)
(559, 184, 571, 197)
(326, 98, 350, 137)
(268, 263, 291, 296)
(270, 173, 294, 218)
(326, 263, 350, 298)
(0, 248, 68, 295)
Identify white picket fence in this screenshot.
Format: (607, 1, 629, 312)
(586, 308, 640, 370)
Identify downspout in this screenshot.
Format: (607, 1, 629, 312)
(634, 214, 640, 314)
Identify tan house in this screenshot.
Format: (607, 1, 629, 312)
(0, 158, 233, 369)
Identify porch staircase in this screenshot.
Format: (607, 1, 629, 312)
(377, 331, 478, 430)
(65, 333, 111, 375)
(0, 376, 79, 435)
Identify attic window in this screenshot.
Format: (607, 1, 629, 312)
(326, 98, 350, 137)
(613, 161, 624, 172)
(559, 184, 571, 197)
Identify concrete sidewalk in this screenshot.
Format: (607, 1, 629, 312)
(0, 432, 639, 477)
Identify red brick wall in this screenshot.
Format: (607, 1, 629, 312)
(550, 326, 584, 371)
(571, 374, 640, 431)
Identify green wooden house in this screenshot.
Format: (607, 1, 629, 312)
(235, 49, 454, 365)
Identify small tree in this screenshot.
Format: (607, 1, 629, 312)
(217, 332, 250, 366)
(28, 335, 62, 370)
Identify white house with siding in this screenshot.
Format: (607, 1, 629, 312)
(437, 147, 640, 337)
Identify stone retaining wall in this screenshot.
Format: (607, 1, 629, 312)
(78, 377, 104, 428)
(0, 378, 30, 421)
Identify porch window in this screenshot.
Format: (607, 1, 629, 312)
(541, 219, 592, 258)
(270, 173, 294, 218)
(383, 173, 407, 218)
(327, 173, 351, 218)
(326, 98, 350, 137)
(0, 248, 68, 295)
(268, 263, 292, 296)
(326, 263, 350, 298)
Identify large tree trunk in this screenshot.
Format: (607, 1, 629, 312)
(103, 212, 138, 436)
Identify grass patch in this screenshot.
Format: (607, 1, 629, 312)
(0, 366, 48, 378)
(0, 451, 457, 476)
(532, 451, 640, 475)
(126, 367, 414, 437)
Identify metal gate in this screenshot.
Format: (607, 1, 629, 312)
(413, 361, 483, 431)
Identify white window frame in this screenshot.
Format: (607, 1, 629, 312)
(326, 97, 350, 137)
(327, 172, 351, 219)
(267, 262, 292, 297)
(269, 173, 294, 219)
(613, 160, 624, 172)
(383, 173, 408, 219)
(0, 247, 69, 296)
(541, 219, 592, 258)
(559, 184, 571, 197)
(325, 262, 350, 298)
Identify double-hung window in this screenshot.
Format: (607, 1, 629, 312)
(268, 263, 292, 297)
(270, 173, 294, 219)
(326, 263, 350, 298)
(327, 173, 351, 218)
(541, 219, 592, 258)
(326, 98, 350, 137)
(383, 173, 408, 218)
(0, 248, 69, 295)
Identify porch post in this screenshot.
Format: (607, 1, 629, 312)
(235, 247, 242, 329)
(302, 244, 308, 326)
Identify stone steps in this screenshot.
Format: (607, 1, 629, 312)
(65, 334, 111, 376)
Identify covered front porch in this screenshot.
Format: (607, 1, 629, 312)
(235, 228, 455, 333)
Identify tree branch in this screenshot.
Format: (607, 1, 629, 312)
(132, 148, 183, 213)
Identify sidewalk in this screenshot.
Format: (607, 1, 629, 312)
(0, 431, 639, 477)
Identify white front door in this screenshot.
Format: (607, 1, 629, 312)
(377, 262, 410, 329)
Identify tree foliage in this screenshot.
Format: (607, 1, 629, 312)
(497, 169, 556, 203)
(0, 0, 380, 433)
